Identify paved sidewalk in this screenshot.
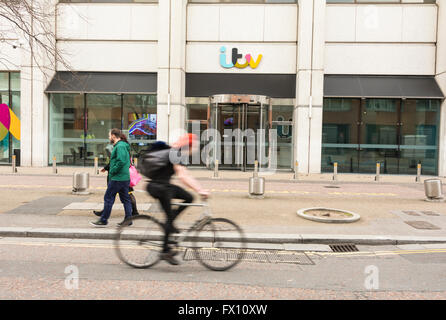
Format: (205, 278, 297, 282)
(1, 168, 446, 246)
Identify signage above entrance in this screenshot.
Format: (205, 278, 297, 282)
(219, 46, 262, 69)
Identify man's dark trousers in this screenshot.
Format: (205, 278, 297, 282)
(100, 180, 133, 223)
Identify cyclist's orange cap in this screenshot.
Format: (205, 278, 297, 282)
(175, 133, 198, 148)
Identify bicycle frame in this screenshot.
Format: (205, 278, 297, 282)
(169, 200, 213, 245)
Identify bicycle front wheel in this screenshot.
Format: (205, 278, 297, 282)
(114, 215, 164, 269)
(193, 218, 246, 271)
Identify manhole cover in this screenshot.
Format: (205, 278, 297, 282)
(297, 207, 360, 223)
(403, 211, 421, 216)
(421, 211, 440, 216)
(183, 249, 314, 265)
(404, 221, 441, 230)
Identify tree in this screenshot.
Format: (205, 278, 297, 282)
(0, 0, 73, 79)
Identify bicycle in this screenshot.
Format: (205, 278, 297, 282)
(114, 200, 247, 271)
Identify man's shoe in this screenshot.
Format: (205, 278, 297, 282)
(93, 210, 103, 217)
(132, 211, 140, 216)
(117, 220, 133, 227)
(90, 219, 107, 227)
(160, 251, 180, 265)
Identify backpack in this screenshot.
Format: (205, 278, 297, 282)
(137, 148, 171, 179)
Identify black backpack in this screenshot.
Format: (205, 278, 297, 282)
(137, 148, 171, 179)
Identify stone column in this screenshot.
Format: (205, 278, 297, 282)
(20, 0, 56, 167)
(294, 0, 325, 174)
(157, 0, 187, 145)
(436, 1, 446, 176)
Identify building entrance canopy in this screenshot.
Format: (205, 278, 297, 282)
(45, 72, 157, 94)
(324, 75, 444, 99)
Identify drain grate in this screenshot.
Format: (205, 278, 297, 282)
(324, 185, 340, 189)
(329, 244, 359, 253)
(183, 248, 314, 265)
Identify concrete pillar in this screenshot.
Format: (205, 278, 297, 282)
(19, 0, 56, 167)
(436, 1, 446, 176)
(157, 0, 187, 145)
(294, 0, 325, 174)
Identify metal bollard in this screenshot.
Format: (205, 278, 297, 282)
(213, 159, 219, 179)
(416, 163, 421, 182)
(12, 155, 17, 173)
(375, 162, 380, 182)
(72, 172, 90, 195)
(52, 155, 58, 174)
(94, 157, 99, 175)
(333, 162, 338, 181)
(249, 160, 265, 198)
(293, 161, 299, 180)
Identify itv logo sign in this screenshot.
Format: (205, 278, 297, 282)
(219, 46, 262, 69)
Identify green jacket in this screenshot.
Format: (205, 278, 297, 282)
(109, 140, 130, 181)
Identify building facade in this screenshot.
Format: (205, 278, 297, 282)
(0, 0, 445, 175)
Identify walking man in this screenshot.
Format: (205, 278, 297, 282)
(90, 128, 133, 227)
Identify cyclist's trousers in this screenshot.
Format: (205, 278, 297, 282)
(146, 182, 194, 252)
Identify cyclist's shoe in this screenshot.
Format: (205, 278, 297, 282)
(117, 220, 133, 227)
(90, 219, 107, 227)
(160, 251, 180, 265)
(93, 210, 103, 217)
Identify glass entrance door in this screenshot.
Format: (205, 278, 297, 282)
(208, 95, 271, 171)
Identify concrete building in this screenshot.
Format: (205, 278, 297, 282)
(0, 0, 445, 176)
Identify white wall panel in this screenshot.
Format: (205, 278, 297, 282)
(402, 6, 437, 43)
(219, 5, 264, 42)
(57, 41, 158, 72)
(356, 6, 403, 42)
(186, 5, 220, 41)
(263, 5, 298, 42)
(186, 43, 296, 74)
(187, 4, 298, 42)
(57, 4, 158, 41)
(326, 4, 437, 43)
(0, 43, 21, 70)
(325, 6, 356, 42)
(325, 43, 436, 75)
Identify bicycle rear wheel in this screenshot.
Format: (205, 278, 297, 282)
(193, 218, 246, 271)
(114, 215, 164, 269)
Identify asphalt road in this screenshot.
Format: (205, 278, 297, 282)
(0, 237, 445, 300)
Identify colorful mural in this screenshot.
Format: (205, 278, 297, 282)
(0, 103, 20, 142)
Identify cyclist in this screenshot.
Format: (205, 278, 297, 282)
(145, 134, 210, 265)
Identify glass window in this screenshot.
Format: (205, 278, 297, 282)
(49, 92, 158, 166)
(271, 99, 293, 169)
(322, 98, 361, 173)
(85, 94, 121, 166)
(123, 94, 157, 157)
(399, 99, 440, 175)
(49, 93, 85, 166)
(0, 72, 20, 165)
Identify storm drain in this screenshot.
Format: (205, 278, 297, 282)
(183, 248, 314, 265)
(324, 186, 340, 189)
(329, 244, 359, 253)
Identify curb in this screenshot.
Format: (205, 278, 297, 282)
(1, 227, 446, 246)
